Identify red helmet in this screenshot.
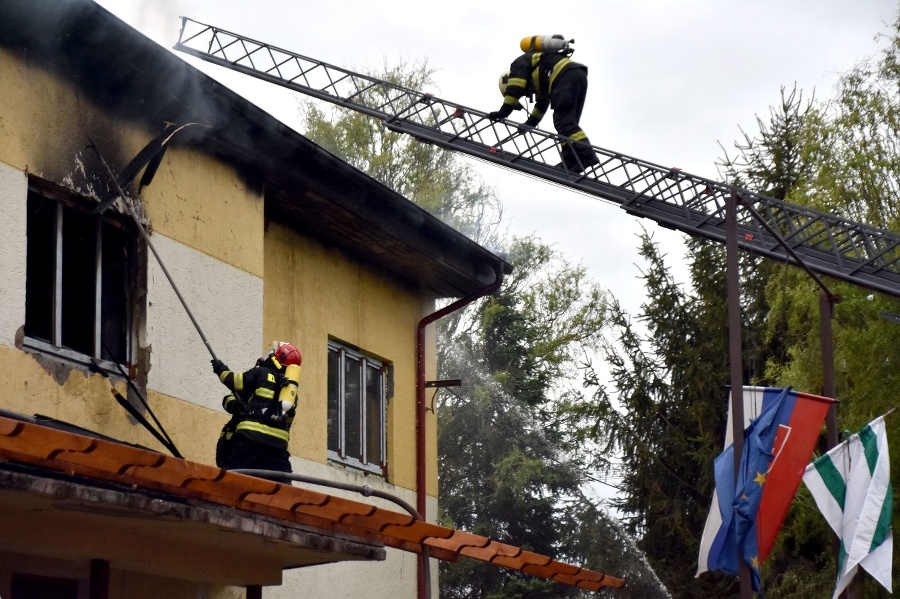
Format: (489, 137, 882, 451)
(272, 341, 302, 368)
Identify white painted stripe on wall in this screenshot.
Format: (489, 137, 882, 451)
(0, 162, 27, 348)
(269, 456, 437, 599)
(145, 233, 263, 411)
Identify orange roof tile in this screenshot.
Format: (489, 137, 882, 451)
(0, 416, 625, 592)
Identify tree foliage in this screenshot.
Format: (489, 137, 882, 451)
(569, 14, 900, 599)
(561, 230, 772, 597)
(299, 62, 670, 597)
(438, 236, 670, 598)
(753, 17, 900, 598)
(298, 61, 503, 247)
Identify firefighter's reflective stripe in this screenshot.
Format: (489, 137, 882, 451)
(505, 73, 527, 102)
(530, 53, 543, 93)
(547, 57, 571, 90)
(503, 94, 521, 107)
(255, 387, 275, 399)
(570, 130, 588, 141)
(235, 420, 290, 442)
(220, 370, 245, 391)
(522, 53, 573, 98)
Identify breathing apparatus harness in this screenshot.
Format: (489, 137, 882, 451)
(513, 35, 576, 105)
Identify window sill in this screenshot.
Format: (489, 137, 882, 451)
(327, 453, 386, 478)
(22, 337, 130, 380)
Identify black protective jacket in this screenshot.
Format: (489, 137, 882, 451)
(217, 358, 296, 450)
(500, 51, 586, 124)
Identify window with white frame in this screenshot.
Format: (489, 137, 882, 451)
(327, 340, 387, 475)
(24, 182, 137, 367)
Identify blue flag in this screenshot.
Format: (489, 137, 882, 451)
(725, 387, 793, 589)
(699, 387, 834, 582)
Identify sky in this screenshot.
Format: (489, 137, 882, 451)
(93, 0, 898, 319)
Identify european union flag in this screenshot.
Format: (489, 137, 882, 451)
(731, 387, 793, 589)
(699, 387, 835, 582)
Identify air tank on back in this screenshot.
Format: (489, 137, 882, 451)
(520, 34, 573, 53)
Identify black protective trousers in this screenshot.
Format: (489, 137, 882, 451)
(219, 434, 292, 481)
(551, 67, 598, 171)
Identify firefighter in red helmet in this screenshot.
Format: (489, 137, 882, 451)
(213, 341, 302, 476)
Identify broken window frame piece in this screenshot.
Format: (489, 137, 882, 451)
(23, 180, 137, 370)
(327, 339, 387, 476)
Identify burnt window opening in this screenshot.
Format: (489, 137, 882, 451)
(327, 340, 388, 476)
(24, 183, 137, 367)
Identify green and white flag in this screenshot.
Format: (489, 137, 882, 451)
(802, 416, 893, 599)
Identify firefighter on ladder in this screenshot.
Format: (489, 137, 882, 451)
(489, 35, 599, 173)
(212, 341, 302, 476)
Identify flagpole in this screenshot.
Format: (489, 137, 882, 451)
(819, 293, 854, 599)
(820, 293, 839, 450)
(744, 199, 848, 596)
(726, 193, 753, 598)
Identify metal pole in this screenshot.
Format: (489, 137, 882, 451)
(415, 266, 504, 599)
(819, 293, 838, 449)
(726, 194, 752, 598)
(92, 145, 218, 361)
(821, 294, 857, 599)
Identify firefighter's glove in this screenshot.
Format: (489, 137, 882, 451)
(212, 359, 229, 376)
(517, 122, 535, 134)
(488, 105, 513, 121)
(524, 116, 540, 127)
(223, 394, 247, 415)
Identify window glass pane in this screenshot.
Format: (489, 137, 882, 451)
(327, 348, 340, 453)
(344, 356, 362, 461)
(101, 222, 131, 363)
(365, 363, 382, 465)
(24, 192, 55, 343)
(60, 205, 95, 355)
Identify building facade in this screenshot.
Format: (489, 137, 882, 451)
(0, 1, 510, 598)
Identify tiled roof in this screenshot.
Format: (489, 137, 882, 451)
(0, 415, 626, 592)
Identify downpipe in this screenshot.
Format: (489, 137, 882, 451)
(415, 265, 504, 599)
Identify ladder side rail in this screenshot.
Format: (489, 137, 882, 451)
(383, 117, 900, 293)
(624, 196, 900, 295)
(393, 110, 900, 290)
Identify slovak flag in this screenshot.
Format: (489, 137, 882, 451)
(696, 386, 835, 584)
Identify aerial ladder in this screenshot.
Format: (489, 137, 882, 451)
(174, 17, 900, 299)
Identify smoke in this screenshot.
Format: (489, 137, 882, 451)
(96, 0, 186, 48)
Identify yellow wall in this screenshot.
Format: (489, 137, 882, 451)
(0, 344, 225, 463)
(0, 49, 263, 279)
(0, 47, 261, 459)
(0, 44, 440, 497)
(139, 146, 264, 278)
(264, 221, 437, 493)
(0, 50, 156, 200)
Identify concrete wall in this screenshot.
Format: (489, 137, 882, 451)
(0, 161, 26, 347)
(144, 233, 263, 412)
